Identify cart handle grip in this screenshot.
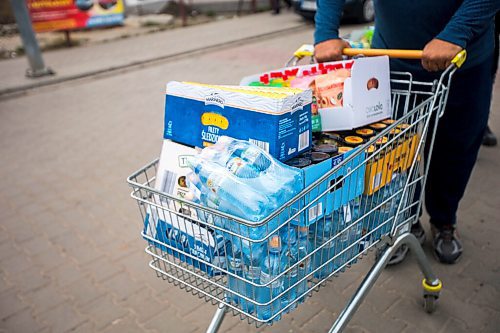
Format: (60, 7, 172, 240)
(343, 48, 467, 68)
(292, 44, 467, 68)
(342, 48, 422, 59)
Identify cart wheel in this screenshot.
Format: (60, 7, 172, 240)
(423, 295, 437, 313)
(375, 247, 384, 261)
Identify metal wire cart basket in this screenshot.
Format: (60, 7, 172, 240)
(127, 48, 467, 333)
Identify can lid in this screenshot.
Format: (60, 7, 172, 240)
(338, 146, 353, 154)
(313, 144, 338, 154)
(311, 152, 330, 163)
(370, 123, 388, 130)
(344, 136, 364, 144)
(323, 132, 341, 141)
(286, 157, 312, 168)
(375, 136, 389, 145)
(396, 123, 410, 130)
(389, 128, 402, 135)
(382, 119, 396, 125)
(355, 128, 375, 137)
(366, 145, 376, 153)
(269, 235, 281, 249)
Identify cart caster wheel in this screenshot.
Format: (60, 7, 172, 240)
(422, 278, 441, 313)
(375, 247, 384, 261)
(423, 295, 437, 313)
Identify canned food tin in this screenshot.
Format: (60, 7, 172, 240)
(313, 143, 339, 155)
(338, 146, 353, 154)
(355, 128, 375, 139)
(382, 119, 396, 125)
(323, 132, 342, 142)
(369, 123, 388, 132)
(311, 152, 330, 164)
(344, 136, 364, 147)
(286, 157, 312, 168)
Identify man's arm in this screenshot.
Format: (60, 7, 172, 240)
(423, 0, 499, 71)
(314, 0, 350, 62)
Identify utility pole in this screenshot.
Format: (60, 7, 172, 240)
(10, 0, 54, 78)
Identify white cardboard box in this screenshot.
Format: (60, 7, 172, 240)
(144, 140, 226, 275)
(240, 56, 392, 131)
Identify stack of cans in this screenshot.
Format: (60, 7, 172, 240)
(285, 119, 410, 169)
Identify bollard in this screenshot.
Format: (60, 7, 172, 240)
(10, 0, 54, 78)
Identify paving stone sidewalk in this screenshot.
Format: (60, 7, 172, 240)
(0, 16, 499, 333)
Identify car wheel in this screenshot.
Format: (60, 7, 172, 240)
(360, 0, 374, 22)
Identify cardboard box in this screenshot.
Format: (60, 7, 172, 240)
(240, 56, 392, 131)
(144, 140, 227, 276)
(163, 82, 313, 162)
(364, 134, 419, 195)
(291, 148, 366, 226)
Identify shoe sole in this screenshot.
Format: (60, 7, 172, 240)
(432, 248, 462, 265)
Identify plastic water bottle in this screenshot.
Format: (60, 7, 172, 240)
(226, 244, 245, 307)
(232, 145, 272, 173)
(280, 227, 298, 313)
(188, 158, 272, 221)
(211, 137, 302, 195)
(225, 156, 261, 178)
(354, 195, 372, 256)
(311, 217, 336, 279)
(333, 207, 350, 272)
(258, 235, 284, 321)
(242, 243, 264, 314)
(348, 197, 364, 264)
(207, 136, 272, 173)
(297, 226, 311, 303)
(391, 171, 408, 222)
(373, 185, 394, 241)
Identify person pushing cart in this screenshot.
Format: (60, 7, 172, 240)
(315, 0, 500, 265)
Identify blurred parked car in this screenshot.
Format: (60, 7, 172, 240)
(293, 0, 374, 23)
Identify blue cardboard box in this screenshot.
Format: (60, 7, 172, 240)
(164, 82, 313, 162)
(144, 208, 227, 276)
(291, 148, 366, 226)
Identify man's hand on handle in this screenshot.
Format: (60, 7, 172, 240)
(422, 39, 463, 72)
(314, 39, 351, 63)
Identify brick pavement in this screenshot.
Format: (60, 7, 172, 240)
(0, 18, 499, 333)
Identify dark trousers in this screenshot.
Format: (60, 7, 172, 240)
(424, 57, 493, 227)
(393, 56, 494, 228)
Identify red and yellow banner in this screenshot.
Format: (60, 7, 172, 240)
(27, 0, 125, 33)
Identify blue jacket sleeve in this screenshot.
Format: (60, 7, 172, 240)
(436, 0, 500, 48)
(314, 0, 346, 45)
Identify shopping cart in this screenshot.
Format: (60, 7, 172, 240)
(127, 46, 466, 333)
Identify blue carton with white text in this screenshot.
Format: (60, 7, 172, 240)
(163, 82, 313, 162)
(291, 148, 366, 226)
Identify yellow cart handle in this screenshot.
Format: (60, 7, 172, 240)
(343, 48, 467, 68)
(342, 48, 422, 59)
(289, 44, 467, 69)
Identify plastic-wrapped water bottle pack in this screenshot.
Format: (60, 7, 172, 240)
(186, 136, 303, 232)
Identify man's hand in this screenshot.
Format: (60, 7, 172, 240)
(314, 39, 351, 63)
(422, 39, 463, 72)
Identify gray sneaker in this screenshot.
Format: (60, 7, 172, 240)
(386, 221, 425, 266)
(431, 225, 463, 264)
